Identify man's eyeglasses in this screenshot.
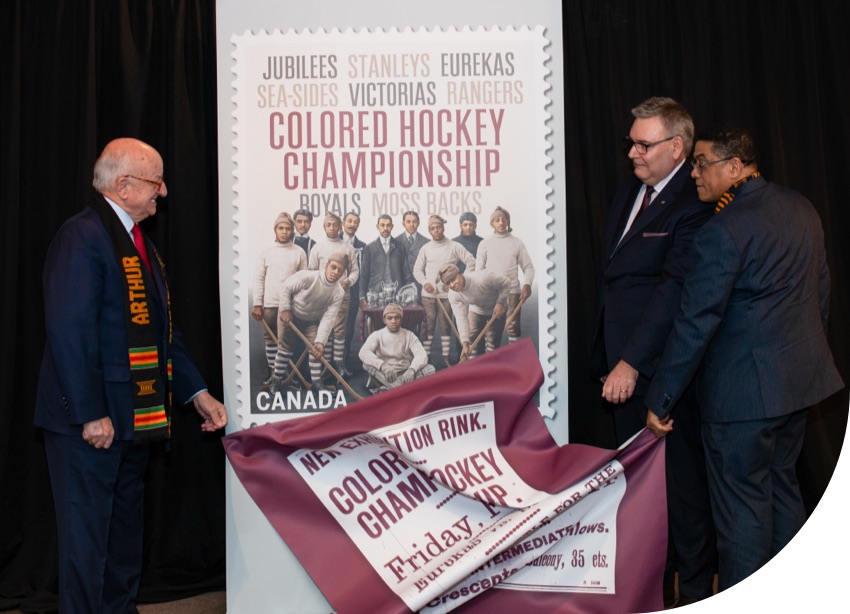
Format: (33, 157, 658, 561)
(689, 157, 733, 173)
(126, 175, 165, 190)
(624, 135, 676, 155)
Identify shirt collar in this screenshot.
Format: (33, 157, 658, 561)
(652, 159, 686, 196)
(103, 196, 134, 234)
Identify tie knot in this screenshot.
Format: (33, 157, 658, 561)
(132, 224, 142, 239)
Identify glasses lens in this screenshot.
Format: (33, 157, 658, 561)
(624, 138, 645, 155)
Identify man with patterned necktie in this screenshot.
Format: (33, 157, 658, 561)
(589, 97, 716, 607)
(395, 210, 429, 293)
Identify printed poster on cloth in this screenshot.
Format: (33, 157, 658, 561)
(223, 340, 667, 614)
(290, 401, 624, 612)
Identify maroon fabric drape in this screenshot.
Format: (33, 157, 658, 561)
(225, 341, 668, 614)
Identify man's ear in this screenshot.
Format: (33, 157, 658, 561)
(115, 176, 130, 198)
(672, 135, 686, 158)
(729, 157, 745, 180)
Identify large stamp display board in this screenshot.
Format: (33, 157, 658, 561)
(230, 26, 558, 426)
(217, 2, 565, 612)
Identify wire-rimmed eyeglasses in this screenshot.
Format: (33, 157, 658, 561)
(689, 157, 733, 173)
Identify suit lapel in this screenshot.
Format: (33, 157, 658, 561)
(608, 164, 688, 260)
(607, 182, 642, 259)
(143, 240, 170, 323)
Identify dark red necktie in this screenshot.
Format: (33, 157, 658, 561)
(636, 185, 655, 218)
(131, 224, 152, 273)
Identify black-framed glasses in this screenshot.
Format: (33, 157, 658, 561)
(126, 175, 165, 190)
(690, 157, 733, 173)
(624, 135, 676, 154)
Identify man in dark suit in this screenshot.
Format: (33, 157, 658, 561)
(646, 126, 844, 591)
(35, 138, 228, 613)
(590, 97, 716, 606)
(359, 214, 414, 306)
(395, 210, 429, 289)
(292, 207, 316, 260)
(341, 211, 367, 371)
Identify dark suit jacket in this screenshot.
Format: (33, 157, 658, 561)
(359, 237, 414, 300)
(293, 235, 316, 260)
(35, 203, 206, 440)
(646, 176, 843, 421)
(591, 164, 713, 394)
(395, 231, 429, 275)
(343, 234, 367, 297)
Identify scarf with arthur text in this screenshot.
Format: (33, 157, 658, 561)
(715, 171, 761, 213)
(91, 194, 172, 442)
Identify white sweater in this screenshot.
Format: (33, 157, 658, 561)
(308, 237, 360, 288)
(359, 327, 428, 374)
(413, 238, 476, 299)
(447, 271, 512, 342)
(252, 242, 307, 308)
(279, 270, 345, 344)
(476, 232, 535, 293)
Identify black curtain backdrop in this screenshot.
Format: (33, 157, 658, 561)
(1, 1, 847, 611)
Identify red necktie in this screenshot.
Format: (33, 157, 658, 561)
(131, 224, 152, 273)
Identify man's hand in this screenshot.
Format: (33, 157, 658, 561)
(397, 368, 415, 384)
(359, 298, 368, 310)
(493, 303, 506, 319)
(646, 408, 673, 438)
(423, 282, 436, 294)
(279, 310, 292, 326)
(82, 416, 115, 449)
(602, 359, 639, 403)
(251, 306, 263, 321)
(311, 342, 324, 360)
(193, 391, 228, 432)
(520, 284, 532, 301)
(459, 341, 472, 361)
(380, 363, 398, 383)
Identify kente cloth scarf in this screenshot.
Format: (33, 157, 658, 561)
(91, 194, 173, 442)
(715, 171, 761, 213)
